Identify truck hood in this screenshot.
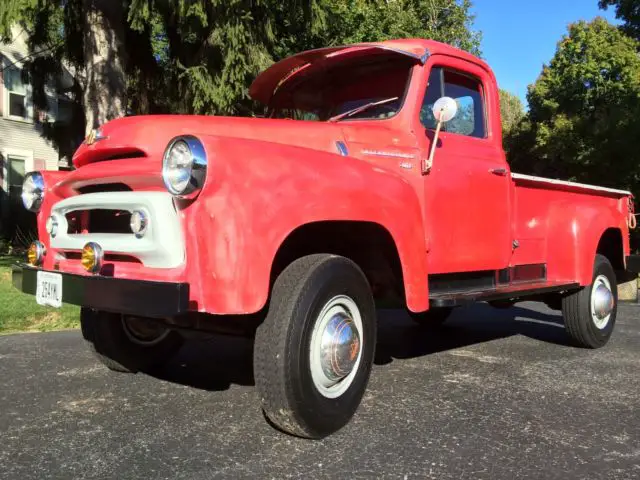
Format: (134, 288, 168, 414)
(249, 40, 429, 106)
(72, 115, 347, 168)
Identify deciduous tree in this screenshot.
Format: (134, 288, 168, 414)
(499, 89, 524, 137)
(508, 18, 640, 196)
(599, 0, 640, 40)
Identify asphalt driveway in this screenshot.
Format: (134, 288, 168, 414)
(1, 302, 639, 480)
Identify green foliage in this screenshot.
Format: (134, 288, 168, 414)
(498, 89, 524, 137)
(306, 0, 481, 55)
(599, 0, 640, 40)
(507, 18, 640, 192)
(0, 256, 80, 334)
(2, 0, 482, 120)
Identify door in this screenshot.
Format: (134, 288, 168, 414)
(417, 59, 512, 274)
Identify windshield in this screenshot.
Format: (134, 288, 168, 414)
(269, 52, 415, 122)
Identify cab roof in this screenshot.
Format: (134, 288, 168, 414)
(249, 39, 489, 106)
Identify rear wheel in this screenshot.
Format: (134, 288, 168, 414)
(253, 254, 376, 439)
(408, 307, 454, 327)
(561, 254, 618, 349)
(80, 309, 183, 373)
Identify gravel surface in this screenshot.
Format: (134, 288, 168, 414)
(1, 302, 638, 479)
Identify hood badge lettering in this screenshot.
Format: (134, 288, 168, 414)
(362, 149, 415, 160)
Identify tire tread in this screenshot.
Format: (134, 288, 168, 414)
(254, 254, 375, 438)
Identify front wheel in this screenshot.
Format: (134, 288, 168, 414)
(81, 309, 184, 373)
(253, 254, 377, 439)
(561, 254, 618, 349)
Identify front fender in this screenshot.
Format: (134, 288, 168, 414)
(186, 136, 428, 314)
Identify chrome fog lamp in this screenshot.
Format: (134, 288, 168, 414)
(81, 242, 104, 274)
(46, 215, 59, 238)
(162, 135, 207, 198)
(130, 210, 148, 237)
(21, 172, 45, 212)
(27, 241, 46, 266)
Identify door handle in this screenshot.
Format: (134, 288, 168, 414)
(489, 167, 508, 176)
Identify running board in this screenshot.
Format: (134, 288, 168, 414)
(429, 282, 581, 308)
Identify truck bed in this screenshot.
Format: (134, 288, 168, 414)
(511, 173, 632, 197)
(510, 172, 632, 286)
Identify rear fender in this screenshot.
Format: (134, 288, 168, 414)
(546, 201, 629, 285)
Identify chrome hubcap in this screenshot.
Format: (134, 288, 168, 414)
(309, 295, 363, 398)
(320, 312, 361, 382)
(591, 275, 614, 329)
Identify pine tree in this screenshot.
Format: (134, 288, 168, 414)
(1, 0, 482, 130)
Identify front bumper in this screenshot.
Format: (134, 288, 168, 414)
(12, 265, 190, 318)
(627, 255, 640, 274)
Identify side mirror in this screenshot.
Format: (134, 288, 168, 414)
(432, 96, 458, 123)
(422, 97, 458, 174)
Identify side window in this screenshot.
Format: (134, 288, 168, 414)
(419, 67, 443, 130)
(420, 67, 486, 139)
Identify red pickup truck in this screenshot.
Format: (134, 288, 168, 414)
(13, 39, 639, 439)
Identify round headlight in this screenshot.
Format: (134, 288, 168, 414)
(21, 172, 45, 212)
(162, 136, 207, 197)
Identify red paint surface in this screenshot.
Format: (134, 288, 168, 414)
(34, 39, 632, 315)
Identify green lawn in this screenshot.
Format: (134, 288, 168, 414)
(0, 255, 80, 334)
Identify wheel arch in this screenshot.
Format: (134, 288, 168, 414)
(596, 228, 625, 274)
(270, 220, 410, 308)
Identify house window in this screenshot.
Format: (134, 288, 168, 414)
(3, 65, 31, 121)
(1, 148, 33, 195)
(7, 155, 26, 200)
(56, 97, 74, 124)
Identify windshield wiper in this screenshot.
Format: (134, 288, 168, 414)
(328, 97, 400, 122)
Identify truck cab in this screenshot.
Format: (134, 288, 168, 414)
(13, 39, 639, 439)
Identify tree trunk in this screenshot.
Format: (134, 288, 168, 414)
(82, 0, 127, 135)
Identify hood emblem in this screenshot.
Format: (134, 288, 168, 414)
(336, 141, 349, 156)
(85, 129, 107, 146)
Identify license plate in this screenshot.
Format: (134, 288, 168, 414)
(35, 271, 63, 308)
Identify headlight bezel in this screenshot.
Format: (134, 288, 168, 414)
(21, 171, 46, 212)
(162, 135, 208, 199)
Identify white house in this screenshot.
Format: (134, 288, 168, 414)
(0, 26, 76, 200)
(1, 26, 78, 234)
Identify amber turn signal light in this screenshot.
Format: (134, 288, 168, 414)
(27, 241, 46, 266)
(81, 242, 103, 274)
